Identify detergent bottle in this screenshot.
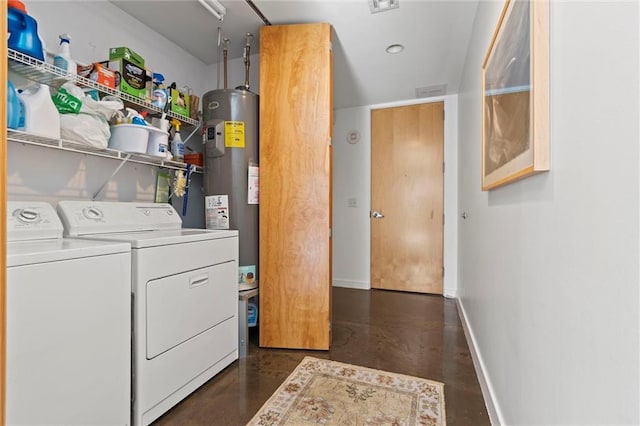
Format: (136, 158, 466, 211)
(17, 84, 61, 139)
(7, 0, 45, 61)
(170, 119, 184, 161)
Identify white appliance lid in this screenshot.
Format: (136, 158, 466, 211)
(77, 228, 238, 248)
(7, 238, 131, 267)
(6, 201, 63, 241)
(57, 201, 183, 236)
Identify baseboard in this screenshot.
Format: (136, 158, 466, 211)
(456, 298, 503, 426)
(443, 287, 457, 298)
(332, 279, 370, 290)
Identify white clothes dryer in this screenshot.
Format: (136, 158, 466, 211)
(6, 201, 131, 425)
(57, 201, 239, 426)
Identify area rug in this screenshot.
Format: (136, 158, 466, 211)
(247, 356, 446, 426)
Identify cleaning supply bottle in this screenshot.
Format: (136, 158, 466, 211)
(171, 119, 184, 161)
(53, 33, 77, 76)
(17, 84, 61, 139)
(151, 73, 168, 110)
(8, 0, 45, 61)
(7, 80, 22, 130)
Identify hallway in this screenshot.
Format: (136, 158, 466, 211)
(153, 287, 490, 425)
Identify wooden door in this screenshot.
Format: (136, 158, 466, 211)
(371, 102, 444, 294)
(259, 23, 333, 350)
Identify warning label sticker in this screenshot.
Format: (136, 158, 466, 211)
(224, 121, 245, 148)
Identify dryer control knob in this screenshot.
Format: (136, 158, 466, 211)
(83, 207, 103, 220)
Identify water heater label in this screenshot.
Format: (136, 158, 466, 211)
(248, 165, 259, 205)
(224, 121, 245, 148)
(205, 195, 229, 230)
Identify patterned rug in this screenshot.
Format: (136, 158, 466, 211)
(247, 356, 446, 426)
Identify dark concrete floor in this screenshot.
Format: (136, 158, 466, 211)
(152, 287, 490, 425)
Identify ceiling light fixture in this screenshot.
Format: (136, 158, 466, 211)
(369, 0, 399, 14)
(198, 0, 226, 21)
(386, 44, 404, 54)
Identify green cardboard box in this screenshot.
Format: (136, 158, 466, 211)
(105, 58, 147, 99)
(109, 47, 145, 68)
(170, 87, 190, 117)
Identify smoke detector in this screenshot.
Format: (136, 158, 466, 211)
(369, 0, 399, 14)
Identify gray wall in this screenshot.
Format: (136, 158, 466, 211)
(457, 1, 639, 424)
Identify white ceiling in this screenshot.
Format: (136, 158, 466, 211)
(110, 0, 479, 109)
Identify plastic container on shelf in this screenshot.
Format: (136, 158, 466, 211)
(146, 126, 169, 158)
(17, 84, 60, 139)
(7, 80, 22, 130)
(8, 0, 45, 61)
(170, 119, 184, 161)
(53, 34, 77, 76)
(151, 73, 168, 110)
(109, 124, 151, 153)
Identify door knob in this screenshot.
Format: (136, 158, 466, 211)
(371, 211, 385, 219)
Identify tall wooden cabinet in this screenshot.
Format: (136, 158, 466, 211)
(259, 23, 333, 350)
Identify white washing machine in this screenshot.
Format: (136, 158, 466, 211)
(6, 201, 131, 425)
(57, 201, 239, 426)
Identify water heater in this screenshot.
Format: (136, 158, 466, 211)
(203, 88, 259, 283)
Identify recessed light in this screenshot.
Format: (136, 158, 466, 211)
(386, 44, 404, 54)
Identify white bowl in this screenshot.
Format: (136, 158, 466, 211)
(109, 124, 151, 153)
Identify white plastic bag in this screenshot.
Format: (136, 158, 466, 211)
(56, 83, 123, 148)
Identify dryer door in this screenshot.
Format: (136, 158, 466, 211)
(146, 261, 236, 359)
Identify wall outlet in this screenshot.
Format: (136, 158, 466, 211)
(347, 197, 357, 208)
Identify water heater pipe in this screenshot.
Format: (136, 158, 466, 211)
(237, 33, 252, 91)
(223, 38, 230, 89)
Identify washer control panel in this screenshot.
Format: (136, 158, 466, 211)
(7, 202, 64, 242)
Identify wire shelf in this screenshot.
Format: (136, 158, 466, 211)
(8, 49, 201, 127)
(7, 129, 203, 173)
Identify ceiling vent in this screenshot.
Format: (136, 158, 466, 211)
(415, 84, 447, 99)
(369, 0, 399, 14)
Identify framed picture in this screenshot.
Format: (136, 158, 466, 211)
(482, 0, 549, 190)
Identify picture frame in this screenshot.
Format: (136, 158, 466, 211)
(481, 0, 549, 190)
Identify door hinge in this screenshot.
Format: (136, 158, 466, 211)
(443, 214, 445, 225)
(443, 110, 445, 120)
(442, 266, 445, 277)
(329, 228, 332, 238)
(443, 162, 445, 173)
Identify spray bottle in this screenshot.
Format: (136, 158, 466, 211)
(171, 119, 185, 161)
(151, 73, 168, 110)
(53, 33, 77, 76)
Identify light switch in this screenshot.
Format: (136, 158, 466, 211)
(347, 197, 357, 208)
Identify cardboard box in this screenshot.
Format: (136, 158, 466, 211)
(77, 62, 116, 88)
(109, 46, 144, 68)
(170, 87, 190, 117)
(105, 58, 146, 99)
(238, 265, 256, 285)
(183, 152, 203, 167)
